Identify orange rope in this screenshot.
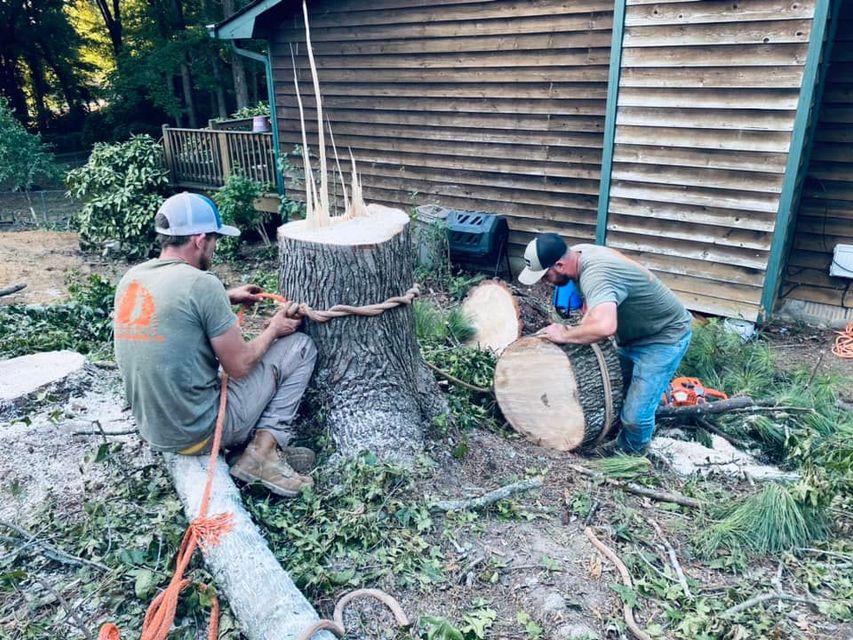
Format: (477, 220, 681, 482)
(833, 322, 853, 359)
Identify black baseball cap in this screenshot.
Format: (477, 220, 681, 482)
(518, 233, 567, 285)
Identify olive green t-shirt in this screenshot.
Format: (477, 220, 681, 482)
(113, 259, 237, 451)
(573, 244, 691, 346)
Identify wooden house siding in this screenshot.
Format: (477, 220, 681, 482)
(783, 3, 853, 311)
(602, 0, 818, 321)
(267, 0, 614, 251)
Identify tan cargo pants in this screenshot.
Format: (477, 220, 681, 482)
(219, 332, 317, 450)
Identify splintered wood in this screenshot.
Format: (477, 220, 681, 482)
(294, 0, 367, 229)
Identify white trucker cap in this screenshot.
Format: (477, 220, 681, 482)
(155, 192, 240, 237)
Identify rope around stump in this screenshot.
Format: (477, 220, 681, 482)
(590, 341, 616, 445)
(261, 285, 420, 323)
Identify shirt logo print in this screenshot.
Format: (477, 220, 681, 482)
(115, 281, 164, 342)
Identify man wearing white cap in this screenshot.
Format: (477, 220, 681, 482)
(519, 233, 692, 454)
(114, 192, 317, 497)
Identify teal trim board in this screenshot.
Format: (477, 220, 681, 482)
(760, 0, 834, 320)
(595, 0, 627, 246)
(209, 0, 283, 40)
(265, 47, 285, 199)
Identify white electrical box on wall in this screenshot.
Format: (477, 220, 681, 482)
(830, 244, 853, 279)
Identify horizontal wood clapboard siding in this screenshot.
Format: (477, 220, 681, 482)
(269, 0, 614, 249)
(784, 10, 853, 310)
(605, 0, 817, 321)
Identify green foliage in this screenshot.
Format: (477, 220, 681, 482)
(229, 102, 270, 119)
(594, 454, 652, 481)
(447, 273, 486, 301)
(418, 601, 497, 640)
(697, 483, 828, 558)
(212, 171, 267, 258)
(0, 98, 60, 191)
(414, 300, 475, 345)
(67, 135, 168, 259)
(245, 453, 444, 597)
(0, 273, 115, 359)
(3, 442, 228, 640)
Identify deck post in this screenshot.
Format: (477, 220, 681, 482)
(217, 130, 232, 185)
(161, 124, 174, 182)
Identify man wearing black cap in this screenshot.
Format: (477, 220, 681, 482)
(114, 192, 317, 497)
(518, 233, 692, 453)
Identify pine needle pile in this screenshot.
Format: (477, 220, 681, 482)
(593, 453, 652, 481)
(698, 483, 828, 557)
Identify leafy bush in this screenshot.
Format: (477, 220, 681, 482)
(0, 97, 60, 191)
(67, 135, 168, 259)
(0, 274, 115, 359)
(229, 102, 270, 119)
(213, 171, 266, 258)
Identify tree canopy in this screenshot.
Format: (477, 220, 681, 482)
(0, 0, 263, 151)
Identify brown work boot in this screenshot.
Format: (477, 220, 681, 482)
(281, 446, 316, 474)
(230, 443, 314, 498)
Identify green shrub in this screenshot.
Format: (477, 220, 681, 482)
(0, 274, 115, 359)
(213, 172, 266, 259)
(0, 98, 60, 191)
(67, 135, 168, 260)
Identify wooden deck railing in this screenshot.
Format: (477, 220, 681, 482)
(161, 124, 276, 190)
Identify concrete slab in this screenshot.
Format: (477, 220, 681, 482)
(0, 350, 86, 402)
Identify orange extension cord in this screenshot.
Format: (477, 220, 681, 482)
(98, 293, 288, 640)
(833, 322, 853, 359)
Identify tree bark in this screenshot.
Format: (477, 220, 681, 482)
(221, 0, 249, 110)
(163, 453, 335, 640)
(494, 336, 623, 450)
(278, 205, 445, 464)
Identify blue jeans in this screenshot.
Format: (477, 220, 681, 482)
(616, 330, 692, 453)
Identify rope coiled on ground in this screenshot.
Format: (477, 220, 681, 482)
(833, 322, 853, 359)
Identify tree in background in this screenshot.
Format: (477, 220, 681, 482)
(0, 98, 60, 191)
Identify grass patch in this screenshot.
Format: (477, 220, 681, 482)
(593, 454, 652, 481)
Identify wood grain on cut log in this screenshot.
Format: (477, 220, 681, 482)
(462, 280, 552, 354)
(163, 453, 335, 640)
(494, 336, 623, 451)
(279, 204, 444, 464)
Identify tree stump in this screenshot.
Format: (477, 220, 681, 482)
(279, 204, 444, 464)
(461, 280, 552, 354)
(494, 336, 624, 451)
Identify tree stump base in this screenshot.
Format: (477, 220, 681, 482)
(278, 205, 444, 464)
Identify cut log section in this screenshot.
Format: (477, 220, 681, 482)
(461, 280, 552, 354)
(494, 336, 624, 451)
(279, 204, 445, 464)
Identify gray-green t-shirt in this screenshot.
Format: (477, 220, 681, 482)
(113, 259, 237, 451)
(573, 244, 691, 346)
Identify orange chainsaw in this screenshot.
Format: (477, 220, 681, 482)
(662, 376, 728, 408)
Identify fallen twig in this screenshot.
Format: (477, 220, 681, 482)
(90, 360, 118, 370)
(569, 464, 702, 509)
(692, 417, 751, 449)
(431, 478, 542, 512)
(424, 360, 493, 394)
(72, 429, 136, 437)
(722, 592, 822, 617)
(0, 282, 26, 297)
(32, 577, 94, 640)
(0, 520, 109, 572)
(646, 518, 692, 599)
(584, 527, 652, 640)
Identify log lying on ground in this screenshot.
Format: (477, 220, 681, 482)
(163, 453, 335, 640)
(655, 396, 754, 418)
(279, 205, 444, 464)
(0, 282, 26, 297)
(494, 337, 623, 450)
(461, 280, 551, 354)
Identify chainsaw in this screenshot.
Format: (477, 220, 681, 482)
(662, 376, 728, 408)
